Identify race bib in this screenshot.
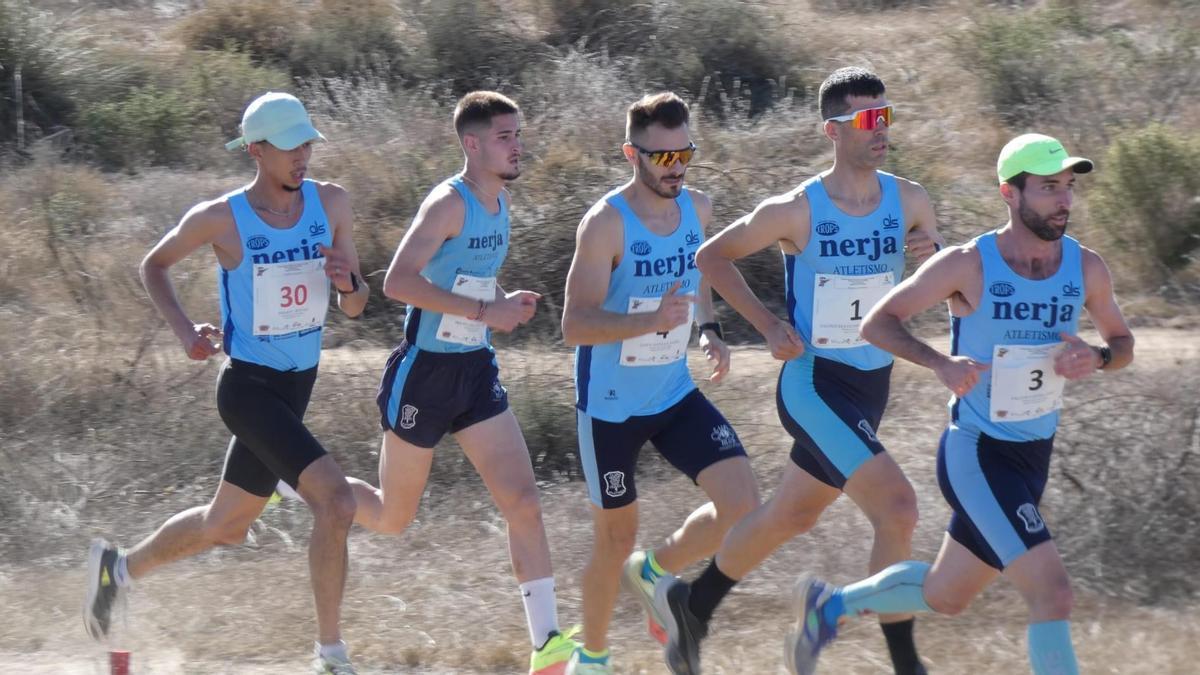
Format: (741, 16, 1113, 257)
(811, 271, 894, 348)
(436, 274, 496, 346)
(619, 295, 694, 367)
(252, 259, 329, 336)
(989, 343, 1067, 422)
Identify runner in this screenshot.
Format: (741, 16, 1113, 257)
(346, 91, 578, 675)
(83, 92, 368, 674)
(561, 92, 761, 674)
(656, 67, 943, 675)
(785, 132, 1134, 675)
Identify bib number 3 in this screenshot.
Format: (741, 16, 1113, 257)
(989, 343, 1066, 422)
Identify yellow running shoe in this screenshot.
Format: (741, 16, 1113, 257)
(530, 625, 582, 675)
(621, 551, 668, 645)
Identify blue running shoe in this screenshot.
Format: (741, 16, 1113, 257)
(784, 575, 840, 675)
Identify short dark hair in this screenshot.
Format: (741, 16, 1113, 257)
(1006, 172, 1030, 190)
(453, 91, 519, 138)
(818, 67, 886, 120)
(626, 92, 689, 141)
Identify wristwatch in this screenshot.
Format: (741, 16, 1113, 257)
(1097, 345, 1112, 369)
(337, 271, 360, 295)
(698, 321, 724, 340)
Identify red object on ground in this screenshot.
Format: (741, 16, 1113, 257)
(110, 650, 130, 675)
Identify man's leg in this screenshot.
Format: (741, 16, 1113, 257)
(456, 408, 578, 675)
(126, 478, 270, 579)
(1003, 541, 1079, 675)
(581, 501, 639, 654)
(842, 452, 922, 672)
(348, 430, 434, 535)
(84, 476, 269, 641)
(297, 454, 358, 647)
(652, 456, 759, 573)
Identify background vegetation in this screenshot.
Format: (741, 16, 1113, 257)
(1, 0, 1197, 670)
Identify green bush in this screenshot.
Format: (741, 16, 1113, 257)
(177, 0, 295, 65)
(539, 0, 809, 117)
(79, 87, 201, 170)
(952, 7, 1091, 129)
(291, 0, 412, 83)
(1090, 125, 1200, 277)
(0, 0, 76, 147)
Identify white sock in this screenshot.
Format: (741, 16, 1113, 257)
(114, 554, 133, 589)
(520, 577, 559, 648)
(317, 640, 348, 661)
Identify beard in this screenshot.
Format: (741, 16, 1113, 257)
(282, 182, 301, 192)
(499, 169, 521, 181)
(1019, 199, 1069, 242)
(637, 160, 684, 199)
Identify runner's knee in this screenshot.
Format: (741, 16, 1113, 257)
(867, 488, 919, 539)
(310, 482, 357, 526)
(924, 584, 971, 616)
(1028, 573, 1073, 620)
(494, 482, 544, 528)
(714, 490, 759, 528)
(593, 517, 638, 560)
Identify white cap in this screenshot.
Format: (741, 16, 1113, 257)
(225, 92, 325, 151)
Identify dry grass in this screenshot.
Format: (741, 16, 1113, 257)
(1, 0, 1199, 672)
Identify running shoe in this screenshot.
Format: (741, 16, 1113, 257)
(312, 653, 357, 674)
(530, 625, 582, 675)
(83, 539, 122, 640)
(620, 551, 668, 645)
(784, 575, 840, 675)
(654, 575, 707, 675)
(564, 649, 613, 675)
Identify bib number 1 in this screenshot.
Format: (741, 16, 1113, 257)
(811, 271, 894, 348)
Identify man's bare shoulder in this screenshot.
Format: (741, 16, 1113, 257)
(181, 195, 236, 230)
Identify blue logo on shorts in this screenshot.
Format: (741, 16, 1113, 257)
(816, 221, 839, 236)
(990, 282, 1016, 297)
(246, 235, 270, 250)
(630, 240, 652, 256)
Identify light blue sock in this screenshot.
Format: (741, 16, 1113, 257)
(826, 561, 932, 623)
(1028, 620, 1079, 675)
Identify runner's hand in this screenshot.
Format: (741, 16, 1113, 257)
(1054, 332, 1099, 380)
(699, 330, 731, 383)
(317, 244, 355, 293)
(934, 355, 989, 397)
(180, 323, 222, 361)
(904, 228, 938, 263)
(763, 318, 804, 361)
(484, 290, 540, 332)
(652, 281, 694, 334)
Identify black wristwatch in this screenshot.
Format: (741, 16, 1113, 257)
(1097, 345, 1112, 369)
(338, 271, 360, 295)
(698, 321, 724, 340)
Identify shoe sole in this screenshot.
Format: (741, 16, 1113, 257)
(620, 553, 667, 644)
(82, 539, 106, 641)
(655, 577, 700, 675)
(784, 574, 823, 675)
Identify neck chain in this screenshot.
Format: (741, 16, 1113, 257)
(248, 190, 300, 217)
(461, 173, 500, 202)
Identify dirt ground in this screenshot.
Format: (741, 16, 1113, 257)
(2, 327, 1197, 674)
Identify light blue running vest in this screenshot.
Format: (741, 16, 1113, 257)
(403, 175, 510, 353)
(219, 180, 332, 372)
(785, 171, 906, 371)
(574, 189, 703, 422)
(951, 231, 1084, 441)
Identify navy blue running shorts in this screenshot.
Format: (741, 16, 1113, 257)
(216, 358, 327, 497)
(576, 388, 747, 510)
(937, 425, 1055, 570)
(776, 354, 892, 489)
(376, 341, 509, 448)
